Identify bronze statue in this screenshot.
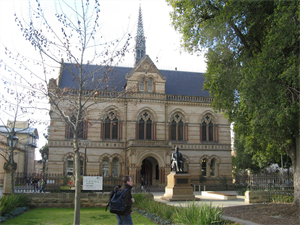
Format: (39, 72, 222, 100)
(171, 147, 184, 172)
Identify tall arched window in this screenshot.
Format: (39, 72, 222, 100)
(201, 114, 217, 142)
(202, 159, 207, 177)
(210, 159, 216, 176)
(66, 115, 87, 139)
(102, 158, 109, 177)
(170, 113, 185, 141)
(147, 78, 153, 92)
(104, 111, 119, 139)
(139, 78, 144, 91)
(67, 158, 74, 175)
(112, 158, 119, 177)
(138, 112, 152, 140)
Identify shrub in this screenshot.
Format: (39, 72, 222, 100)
(173, 202, 225, 225)
(0, 194, 29, 216)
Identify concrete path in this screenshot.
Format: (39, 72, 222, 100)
(152, 191, 260, 225)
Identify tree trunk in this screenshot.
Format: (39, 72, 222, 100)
(293, 135, 300, 205)
(73, 147, 81, 224)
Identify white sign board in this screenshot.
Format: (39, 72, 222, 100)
(83, 176, 103, 190)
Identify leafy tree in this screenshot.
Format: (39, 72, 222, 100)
(167, 0, 299, 205)
(1, 0, 131, 224)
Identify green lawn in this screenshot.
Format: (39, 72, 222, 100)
(2, 207, 157, 225)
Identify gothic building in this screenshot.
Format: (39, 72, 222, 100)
(47, 6, 232, 186)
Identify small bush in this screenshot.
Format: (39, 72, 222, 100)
(0, 194, 29, 216)
(174, 202, 225, 225)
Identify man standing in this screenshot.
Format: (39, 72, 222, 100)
(116, 176, 135, 225)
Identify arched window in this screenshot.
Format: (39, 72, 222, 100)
(66, 115, 87, 139)
(138, 112, 152, 140)
(112, 158, 119, 177)
(147, 78, 153, 92)
(139, 78, 144, 91)
(103, 111, 119, 139)
(201, 114, 217, 142)
(102, 158, 109, 177)
(67, 158, 74, 175)
(210, 159, 215, 176)
(170, 113, 185, 141)
(202, 159, 207, 177)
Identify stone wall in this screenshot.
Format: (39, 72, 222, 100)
(245, 191, 269, 203)
(17, 193, 110, 208)
(17, 192, 154, 208)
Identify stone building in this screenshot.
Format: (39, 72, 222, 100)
(47, 7, 232, 187)
(0, 121, 39, 184)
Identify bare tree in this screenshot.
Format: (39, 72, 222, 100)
(1, 0, 131, 224)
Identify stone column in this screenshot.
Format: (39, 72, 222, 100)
(3, 163, 17, 195)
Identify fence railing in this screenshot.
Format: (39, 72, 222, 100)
(235, 173, 293, 189)
(13, 173, 153, 193)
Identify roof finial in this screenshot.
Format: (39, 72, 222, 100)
(134, 4, 146, 66)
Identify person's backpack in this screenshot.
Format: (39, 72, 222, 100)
(106, 188, 129, 214)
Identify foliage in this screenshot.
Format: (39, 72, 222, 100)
(167, 0, 300, 204)
(1, 207, 156, 225)
(173, 202, 224, 225)
(271, 194, 294, 204)
(133, 192, 228, 224)
(219, 175, 228, 187)
(61, 175, 71, 186)
(0, 194, 29, 216)
(199, 175, 207, 184)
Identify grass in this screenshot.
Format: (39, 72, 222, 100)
(2, 207, 157, 225)
(0, 194, 30, 215)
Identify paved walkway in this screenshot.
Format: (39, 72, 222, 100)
(152, 191, 260, 225)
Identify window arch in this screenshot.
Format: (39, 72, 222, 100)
(112, 158, 119, 177)
(200, 114, 218, 142)
(169, 113, 187, 141)
(201, 158, 207, 177)
(147, 78, 153, 92)
(65, 156, 83, 176)
(137, 112, 154, 140)
(65, 115, 87, 139)
(102, 158, 109, 177)
(102, 111, 122, 140)
(139, 78, 145, 91)
(210, 159, 216, 176)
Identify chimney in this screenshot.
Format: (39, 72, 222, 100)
(175, 67, 177, 71)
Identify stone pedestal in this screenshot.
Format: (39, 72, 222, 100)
(3, 171, 13, 195)
(161, 172, 199, 201)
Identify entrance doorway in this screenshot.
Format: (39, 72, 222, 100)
(140, 157, 159, 186)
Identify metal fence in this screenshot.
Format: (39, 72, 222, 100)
(13, 173, 153, 193)
(235, 172, 293, 189)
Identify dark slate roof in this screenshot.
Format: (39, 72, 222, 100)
(58, 63, 209, 97)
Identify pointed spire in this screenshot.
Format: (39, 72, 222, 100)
(134, 4, 146, 66)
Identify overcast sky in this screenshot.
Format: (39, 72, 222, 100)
(0, 0, 207, 159)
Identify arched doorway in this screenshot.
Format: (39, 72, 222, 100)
(140, 157, 159, 186)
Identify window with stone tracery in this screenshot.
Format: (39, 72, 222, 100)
(200, 114, 217, 142)
(170, 113, 185, 141)
(65, 115, 87, 139)
(137, 112, 153, 140)
(139, 77, 154, 92)
(102, 111, 119, 140)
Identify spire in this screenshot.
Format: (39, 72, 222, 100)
(134, 4, 146, 66)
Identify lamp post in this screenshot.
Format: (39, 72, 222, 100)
(3, 132, 19, 195)
(80, 140, 91, 176)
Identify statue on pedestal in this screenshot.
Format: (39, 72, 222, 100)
(171, 147, 183, 172)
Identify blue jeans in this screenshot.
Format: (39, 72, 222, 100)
(116, 214, 133, 225)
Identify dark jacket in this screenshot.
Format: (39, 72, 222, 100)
(118, 183, 133, 215)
